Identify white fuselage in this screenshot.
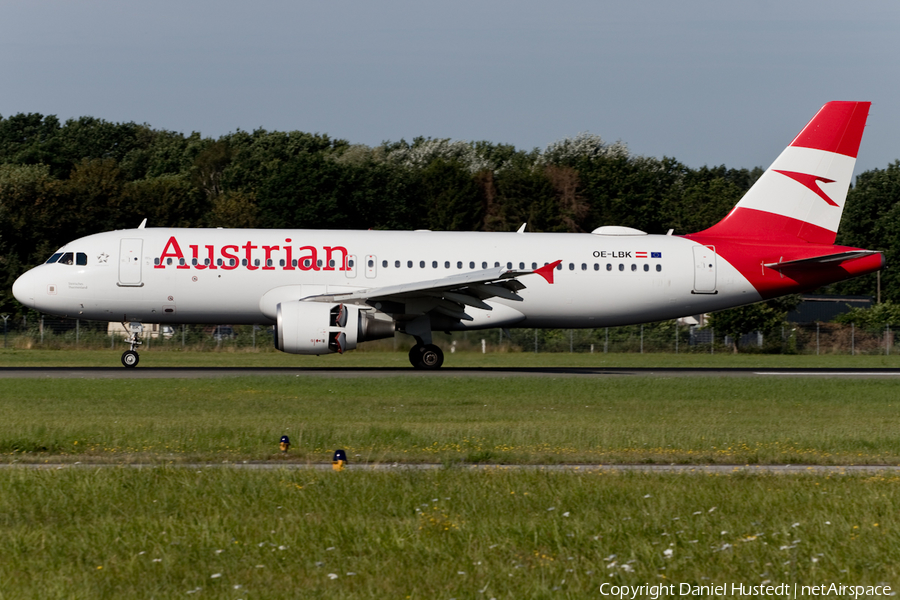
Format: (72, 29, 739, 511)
(13, 227, 760, 329)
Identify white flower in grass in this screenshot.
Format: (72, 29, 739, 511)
(708, 507, 717, 513)
(211, 573, 222, 579)
(792, 522, 800, 528)
(663, 549, 673, 558)
(563, 512, 570, 517)
(621, 564, 634, 573)
(327, 573, 338, 580)
(644, 494, 651, 498)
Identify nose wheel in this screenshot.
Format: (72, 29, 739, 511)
(121, 350, 139, 368)
(121, 329, 143, 368)
(409, 344, 444, 369)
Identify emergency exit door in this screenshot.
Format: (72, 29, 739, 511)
(692, 245, 716, 294)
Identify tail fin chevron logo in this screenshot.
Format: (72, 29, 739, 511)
(773, 170, 839, 207)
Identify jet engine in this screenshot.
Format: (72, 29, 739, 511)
(274, 301, 394, 355)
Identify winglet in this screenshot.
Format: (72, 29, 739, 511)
(534, 260, 562, 284)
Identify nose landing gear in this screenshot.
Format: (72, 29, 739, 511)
(121, 324, 143, 368)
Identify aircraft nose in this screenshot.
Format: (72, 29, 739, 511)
(12, 269, 36, 309)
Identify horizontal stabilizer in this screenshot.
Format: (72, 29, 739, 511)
(763, 250, 881, 269)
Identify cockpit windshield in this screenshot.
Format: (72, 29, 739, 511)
(46, 252, 87, 266)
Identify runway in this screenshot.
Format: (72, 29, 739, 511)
(3, 462, 899, 474)
(2, 366, 900, 378)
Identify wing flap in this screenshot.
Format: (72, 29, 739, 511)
(764, 250, 881, 269)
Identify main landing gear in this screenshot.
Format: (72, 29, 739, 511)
(409, 343, 444, 369)
(121, 326, 143, 368)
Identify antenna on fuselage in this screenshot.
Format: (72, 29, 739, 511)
(138, 219, 147, 229)
(516, 223, 527, 234)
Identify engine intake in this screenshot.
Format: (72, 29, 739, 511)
(274, 301, 394, 355)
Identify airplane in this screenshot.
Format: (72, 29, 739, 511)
(12, 101, 883, 369)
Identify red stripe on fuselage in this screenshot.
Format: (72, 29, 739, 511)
(693, 207, 837, 245)
(685, 230, 883, 300)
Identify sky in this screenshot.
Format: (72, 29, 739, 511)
(1, 1, 898, 174)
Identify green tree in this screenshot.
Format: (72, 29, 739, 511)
(708, 295, 800, 352)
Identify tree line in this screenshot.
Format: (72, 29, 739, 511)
(1, 112, 897, 324)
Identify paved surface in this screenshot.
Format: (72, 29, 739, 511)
(2, 366, 900, 378)
(2, 462, 898, 474)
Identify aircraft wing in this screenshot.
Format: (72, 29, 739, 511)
(309, 260, 561, 321)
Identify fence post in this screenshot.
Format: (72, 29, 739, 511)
(851, 322, 855, 356)
(1, 314, 8, 349)
(711, 328, 714, 354)
(76, 319, 80, 347)
(816, 323, 820, 356)
(569, 329, 573, 353)
(640, 325, 644, 354)
(534, 329, 538, 354)
(40, 316, 44, 345)
(252, 325, 256, 350)
(675, 321, 679, 354)
(182, 325, 186, 349)
(604, 327, 608, 353)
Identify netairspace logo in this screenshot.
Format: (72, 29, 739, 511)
(597, 582, 894, 599)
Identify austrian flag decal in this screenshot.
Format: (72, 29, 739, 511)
(634, 252, 662, 259)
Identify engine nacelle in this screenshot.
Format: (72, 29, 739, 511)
(274, 301, 394, 355)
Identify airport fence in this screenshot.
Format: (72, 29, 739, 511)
(0, 315, 896, 355)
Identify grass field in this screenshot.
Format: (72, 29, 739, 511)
(2, 352, 899, 596)
(2, 375, 899, 465)
(1, 467, 898, 598)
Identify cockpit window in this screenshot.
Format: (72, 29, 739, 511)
(51, 252, 87, 266)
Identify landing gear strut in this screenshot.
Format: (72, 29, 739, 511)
(409, 343, 444, 369)
(121, 326, 142, 368)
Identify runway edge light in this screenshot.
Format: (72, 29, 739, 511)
(333, 449, 347, 471)
(280, 435, 290, 453)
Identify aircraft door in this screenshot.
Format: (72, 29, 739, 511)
(365, 255, 377, 279)
(692, 245, 716, 294)
(118, 238, 143, 286)
(345, 254, 358, 279)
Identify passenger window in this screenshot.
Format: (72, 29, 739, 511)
(607, 263, 612, 271)
(348, 259, 354, 268)
(432, 261, 437, 268)
(457, 261, 462, 269)
(470, 261, 475, 269)
(255, 259, 261, 267)
(643, 264, 649, 272)
(154, 257, 160, 266)
(241, 259, 247, 266)
(656, 264, 662, 272)
(46, 253, 63, 264)
(631, 264, 637, 271)
(368, 259, 374, 267)
(303, 259, 311, 268)
(594, 263, 599, 271)
(192, 258, 198, 266)
(317, 259, 323, 268)
(292, 259, 298, 267)
(178, 258, 185, 266)
(531, 262, 537, 269)
(568, 263, 574, 270)
(519, 262, 525, 269)
(444, 261, 450, 268)
(419, 261, 425, 268)
(216, 258, 223, 266)
(482, 262, 487, 269)
(618, 264, 624, 271)
(279, 259, 285, 267)
(381, 260, 387, 268)
(556, 263, 562, 271)
(494, 262, 500, 268)
(230, 259, 236, 267)
(408, 260, 413, 268)
(205, 258, 211, 266)
(395, 260, 401, 268)
(166, 258, 173, 265)
(581, 263, 587, 271)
